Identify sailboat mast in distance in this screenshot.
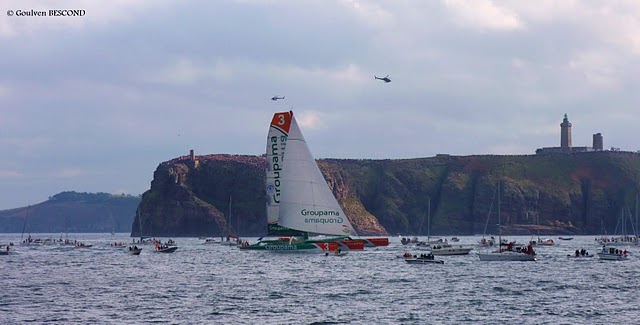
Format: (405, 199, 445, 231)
(21, 205, 31, 241)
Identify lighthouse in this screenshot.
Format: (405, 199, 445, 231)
(560, 113, 572, 150)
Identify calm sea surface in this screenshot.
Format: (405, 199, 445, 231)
(1, 234, 639, 324)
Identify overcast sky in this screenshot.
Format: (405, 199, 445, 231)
(1, 0, 640, 209)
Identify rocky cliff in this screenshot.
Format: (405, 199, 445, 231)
(134, 152, 640, 237)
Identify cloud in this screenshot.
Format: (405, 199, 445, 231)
(296, 110, 325, 130)
(0, 0, 165, 38)
(0, 170, 22, 178)
(443, 0, 523, 31)
(339, 0, 395, 28)
(58, 168, 84, 178)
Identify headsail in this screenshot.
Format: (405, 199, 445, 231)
(265, 111, 302, 236)
(277, 113, 357, 236)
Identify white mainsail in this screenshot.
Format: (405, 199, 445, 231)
(265, 112, 292, 233)
(278, 113, 357, 236)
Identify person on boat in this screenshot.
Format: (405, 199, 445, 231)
(575, 250, 580, 257)
(623, 249, 628, 255)
(526, 243, 534, 255)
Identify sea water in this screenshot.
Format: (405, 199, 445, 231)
(1, 234, 638, 324)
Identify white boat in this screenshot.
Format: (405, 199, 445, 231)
(424, 197, 472, 256)
(597, 246, 629, 261)
(430, 244, 473, 255)
(478, 181, 536, 262)
(0, 245, 12, 255)
(530, 237, 555, 246)
(478, 249, 536, 261)
(155, 245, 178, 253)
(220, 196, 244, 247)
(241, 111, 358, 253)
(202, 238, 220, 245)
(221, 235, 242, 246)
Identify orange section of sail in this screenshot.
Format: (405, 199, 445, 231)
(270, 111, 292, 134)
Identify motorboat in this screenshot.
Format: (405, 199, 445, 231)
(404, 253, 444, 264)
(126, 246, 142, 255)
(530, 237, 555, 246)
(429, 243, 473, 255)
(154, 243, 178, 253)
(567, 249, 593, 258)
(202, 238, 220, 245)
(597, 246, 629, 261)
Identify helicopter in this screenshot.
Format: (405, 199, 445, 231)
(271, 96, 285, 101)
(374, 75, 391, 83)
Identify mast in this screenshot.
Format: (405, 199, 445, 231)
(20, 205, 30, 241)
(497, 181, 501, 247)
(636, 194, 639, 240)
(137, 209, 143, 241)
(228, 195, 233, 238)
(426, 196, 431, 243)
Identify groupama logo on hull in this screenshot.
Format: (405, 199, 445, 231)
(301, 209, 352, 234)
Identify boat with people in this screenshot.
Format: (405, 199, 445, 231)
(202, 238, 221, 245)
(325, 249, 348, 257)
(430, 243, 473, 255)
(221, 235, 242, 246)
(74, 242, 93, 248)
(126, 246, 142, 255)
(478, 237, 496, 247)
(597, 246, 629, 261)
(401, 237, 428, 246)
(403, 252, 444, 264)
(0, 244, 12, 255)
(422, 202, 472, 255)
(154, 242, 178, 253)
(240, 111, 386, 253)
(567, 248, 593, 258)
(530, 237, 555, 246)
(478, 181, 536, 261)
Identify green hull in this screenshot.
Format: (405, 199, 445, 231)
(267, 224, 304, 236)
(239, 239, 323, 253)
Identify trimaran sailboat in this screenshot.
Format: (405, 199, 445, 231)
(240, 111, 388, 252)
